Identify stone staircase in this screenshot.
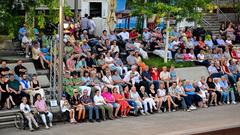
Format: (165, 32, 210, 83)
(202, 13, 221, 36)
(0, 110, 18, 128)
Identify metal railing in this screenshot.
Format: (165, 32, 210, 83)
(213, 0, 232, 23)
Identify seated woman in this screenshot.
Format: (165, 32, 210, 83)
(130, 86, 145, 115)
(34, 94, 53, 129)
(112, 87, 131, 117)
(206, 77, 217, 106)
(123, 85, 138, 115)
(102, 86, 120, 118)
(30, 74, 45, 100)
(71, 89, 86, 122)
(60, 94, 77, 124)
(102, 69, 120, 91)
(94, 90, 114, 120)
(20, 97, 39, 131)
(1, 75, 16, 109)
(139, 86, 157, 114)
(114, 52, 128, 76)
(32, 41, 50, 69)
(135, 51, 146, 71)
(148, 84, 161, 112)
(157, 82, 178, 112)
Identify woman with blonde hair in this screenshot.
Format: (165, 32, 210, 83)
(71, 89, 86, 122)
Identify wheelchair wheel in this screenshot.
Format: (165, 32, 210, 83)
(14, 113, 25, 130)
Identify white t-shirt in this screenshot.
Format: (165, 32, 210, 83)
(22, 36, 32, 46)
(118, 32, 129, 40)
(157, 89, 166, 97)
(160, 71, 170, 80)
(105, 57, 114, 64)
(20, 103, 31, 114)
(60, 100, 70, 112)
(197, 54, 204, 62)
(94, 95, 105, 106)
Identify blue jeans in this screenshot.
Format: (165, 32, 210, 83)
(153, 80, 159, 91)
(127, 100, 138, 113)
(84, 105, 100, 120)
(222, 91, 229, 103)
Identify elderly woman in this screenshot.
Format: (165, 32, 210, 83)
(101, 86, 120, 118)
(112, 87, 131, 117)
(71, 89, 86, 122)
(130, 86, 145, 115)
(139, 86, 157, 114)
(123, 85, 138, 115)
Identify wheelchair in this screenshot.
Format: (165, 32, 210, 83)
(14, 111, 28, 130)
(14, 111, 40, 130)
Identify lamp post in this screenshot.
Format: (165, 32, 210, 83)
(143, 0, 147, 28)
(74, 0, 78, 22)
(58, 0, 64, 100)
(164, 14, 170, 63)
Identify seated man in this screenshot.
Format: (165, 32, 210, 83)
(168, 82, 187, 111)
(94, 90, 114, 120)
(0, 61, 10, 76)
(34, 94, 53, 129)
(14, 60, 27, 78)
(80, 89, 101, 122)
(20, 74, 34, 106)
(219, 76, 236, 104)
(160, 66, 170, 88)
(126, 50, 137, 67)
(7, 74, 22, 106)
(184, 80, 203, 108)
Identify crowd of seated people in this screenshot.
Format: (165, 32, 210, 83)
(4, 14, 240, 131)
(0, 60, 46, 110)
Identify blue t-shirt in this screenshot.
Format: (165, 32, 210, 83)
(185, 84, 195, 95)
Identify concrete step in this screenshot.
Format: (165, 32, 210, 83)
(0, 121, 15, 129)
(0, 110, 18, 117)
(37, 69, 50, 76)
(0, 115, 16, 123)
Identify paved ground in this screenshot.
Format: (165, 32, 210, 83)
(1, 104, 240, 135)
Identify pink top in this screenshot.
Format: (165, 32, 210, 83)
(66, 58, 76, 71)
(34, 99, 46, 112)
(183, 53, 191, 61)
(102, 92, 115, 103)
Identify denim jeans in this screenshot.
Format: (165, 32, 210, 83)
(127, 100, 138, 114)
(222, 90, 236, 103)
(222, 91, 229, 103)
(153, 80, 160, 91)
(85, 105, 99, 120)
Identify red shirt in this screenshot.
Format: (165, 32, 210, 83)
(150, 70, 160, 81)
(129, 32, 138, 40)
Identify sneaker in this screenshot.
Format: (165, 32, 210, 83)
(96, 119, 101, 122)
(172, 109, 176, 112)
(49, 122, 53, 127)
(140, 112, 145, 115)
(30, 128, 34, 132)
(45, 126, 49, 129)
(25, 55, 30, 58)
(232, 101, 237, 104)
(227, 101, 230, 105)
(89, 119, 94, 123)
(145, 112, 150, 115)
(187, 109, 191, 112)
(190, 105, 197, 110)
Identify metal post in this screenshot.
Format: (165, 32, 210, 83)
(74, 0, 78, 22)
(164, 16, 170, 63)
(143, 0, 147, 28)
(58, 0, 64, 100)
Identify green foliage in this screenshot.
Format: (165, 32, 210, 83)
(127, 0, 214, 24)
(143, 55, 194, 68)
(64, 6, 74, 17)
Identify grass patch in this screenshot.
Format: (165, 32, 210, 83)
(143, 55, 195, 68)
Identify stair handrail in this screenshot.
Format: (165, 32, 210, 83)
(212, 1, 231, 23)
(202, 18, 211, 27)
